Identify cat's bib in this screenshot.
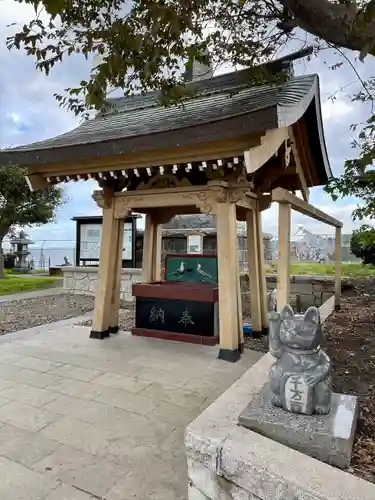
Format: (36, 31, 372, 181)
(284, 374, 313, 414)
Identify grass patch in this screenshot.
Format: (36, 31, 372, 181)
(0, 275, 57, 295)
(264, 261, 375, 278)
(5, 269, 48, 275)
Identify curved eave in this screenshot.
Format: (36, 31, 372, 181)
(312, 77, 332, 182)
(277, 75, 331, 185)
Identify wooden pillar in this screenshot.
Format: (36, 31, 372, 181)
(276, 202, 291, 311)
(246, 208, 262, 336)
(235, 234, 244, 353)
(142, 213, 162, 283)
(142, 214, 154, 283)
(109, 218, 125, 333)
(255, 205, 269, 331)
(216, 201, 241, 362)
(152, 223, 162, 281)
(335, 226, 342, 310)
(90, 195, 119, 339)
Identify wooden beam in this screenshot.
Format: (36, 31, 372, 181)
(28, 134, 262, 179)
(142, 215, 156, 282)
(141, 206, 200, 218)
(235, 195, 256, 212)
(152, 223, 162, 281)
(272, 188, 343, 228)
(276, 202, 291, 311)
(112, 182, 258, 217)
(109, 218, 125, 333)
(235, 235, 244, 352)
(246, 209, 262, 334)
(113, 184, 223, 215)
(216, 201, 241, 362)
(255, 205, 269, 329)
(335, 227, 342, 310)
(244, 128, 288, 174)
(142, 213, 162, 282)
(289, 127, 309, 201)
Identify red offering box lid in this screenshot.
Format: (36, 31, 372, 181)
(132, 281, 219, 303)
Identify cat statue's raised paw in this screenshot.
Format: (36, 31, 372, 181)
(268, 305, 332, 416)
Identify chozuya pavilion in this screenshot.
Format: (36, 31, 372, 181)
(0, 53, 343, 362)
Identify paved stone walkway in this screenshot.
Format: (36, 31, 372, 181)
(0, 317, 262, 499)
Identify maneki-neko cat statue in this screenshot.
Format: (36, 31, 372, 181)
(268, 305, 332, 416)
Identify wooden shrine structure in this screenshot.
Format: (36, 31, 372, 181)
(0, 55, 342, 362)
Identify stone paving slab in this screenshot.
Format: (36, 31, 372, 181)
(0, 455, 60, 500)
(48, 483, 96, 500)
(0, 423, 61, 467)
(0, 316, 262, 499)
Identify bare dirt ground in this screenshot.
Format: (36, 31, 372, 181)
(245, 279, 375, 484)
(324, 279, 375, 483)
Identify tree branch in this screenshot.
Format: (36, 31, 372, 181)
(279, 0, 375, 57)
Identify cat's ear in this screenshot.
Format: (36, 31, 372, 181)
(280, 304, 294, 320)
(303, 306, 320, 326)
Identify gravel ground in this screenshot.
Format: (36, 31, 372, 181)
(244, 334, 269, 352)
(243, 314, 270, 352)
(0, 293, 95, 335)
(78, 302, 135, 331)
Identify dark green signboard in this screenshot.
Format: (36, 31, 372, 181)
(135, 297, 218, 336)
(164, 254, 218, 284)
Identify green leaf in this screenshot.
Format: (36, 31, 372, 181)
(0, 165, 65, 245)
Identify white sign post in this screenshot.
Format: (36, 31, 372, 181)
(187, 233, 203, 253)
(80, 222, 133, 261)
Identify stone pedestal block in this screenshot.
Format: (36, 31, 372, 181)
(238, 385, 358, 469)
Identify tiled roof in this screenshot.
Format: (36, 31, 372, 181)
(0, 65, 331, 186)
(6, 74, 317, 153)
(162, 214, 216, 229)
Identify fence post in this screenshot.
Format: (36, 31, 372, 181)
(335, 227, 342, 310)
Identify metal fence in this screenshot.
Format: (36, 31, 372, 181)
(25, 247, 76, 271)
(17, 245, 360, 273)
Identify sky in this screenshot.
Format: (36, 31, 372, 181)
(1, 0, 375, 252)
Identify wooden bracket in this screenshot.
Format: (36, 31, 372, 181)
(244, 128, 288, 175)
(25, 174, 49, 192)
(288, 127, 309, 202)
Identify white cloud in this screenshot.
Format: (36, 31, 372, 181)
(322, 99, 353, 122)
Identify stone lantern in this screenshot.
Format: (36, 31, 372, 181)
(10, 230, 34, 273)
